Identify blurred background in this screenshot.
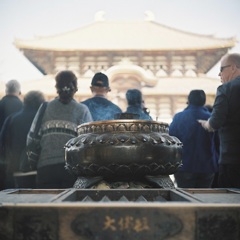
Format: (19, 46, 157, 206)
(0, 0, 239, 121)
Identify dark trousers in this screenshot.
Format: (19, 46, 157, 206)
(174, 171, 215, 188)
(37, 163, 77, 189)
(218, 164, 240, 188)
(14, 172, 37, 188)
(0, 163, 6, 190)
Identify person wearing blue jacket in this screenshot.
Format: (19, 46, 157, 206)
(81, 72, 122, 121)
(169, 90, 217, 188)
(124, 89, 152, 120)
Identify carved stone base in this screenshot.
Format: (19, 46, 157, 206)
(73, 175, 175, 189)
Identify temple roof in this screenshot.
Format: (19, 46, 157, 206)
(14, 20, 236, 51)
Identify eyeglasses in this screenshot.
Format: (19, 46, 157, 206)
(220, 65, 231, 72)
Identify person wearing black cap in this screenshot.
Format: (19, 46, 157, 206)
(81, 72, 122, 121)
(169, 89, 218, 188)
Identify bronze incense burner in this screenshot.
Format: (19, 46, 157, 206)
(65, 119, 182, 188)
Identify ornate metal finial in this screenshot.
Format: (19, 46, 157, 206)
(94, 11, 106, 21)
(144, 10, 155, 21)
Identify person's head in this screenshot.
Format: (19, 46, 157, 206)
(188, 90, 206, 106)
(219, 53, 240, 83)
(90, 72, 111, 97)
(24, 91, 45, 110)
(126, 89, 143, 106)
(55, 70, 78, 104)
(5, 79, 21, 95)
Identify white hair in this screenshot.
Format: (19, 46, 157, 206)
(5, 79, 21, 94)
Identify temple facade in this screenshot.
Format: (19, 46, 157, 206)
(13, 12, 236, 122)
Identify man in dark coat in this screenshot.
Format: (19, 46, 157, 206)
(199, 53, 240, 188)
(0, 91, 45, 188)
(0, 79, 23, 131)
(0, 79, 23, 189)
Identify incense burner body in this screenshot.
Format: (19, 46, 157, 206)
(65, 120, 182, 181)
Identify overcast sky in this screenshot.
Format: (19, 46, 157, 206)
(0, 0, 239, 82)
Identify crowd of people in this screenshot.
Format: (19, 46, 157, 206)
(0, 71, 152, 189)
(0, 52, 239, 190)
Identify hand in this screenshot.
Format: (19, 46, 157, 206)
(197, 119, 214, 132)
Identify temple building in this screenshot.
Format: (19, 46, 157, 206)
(13, 12, 236, 122)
